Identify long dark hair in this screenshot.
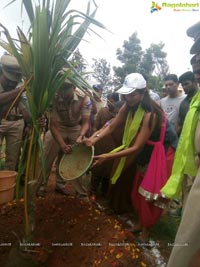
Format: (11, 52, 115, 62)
(138, 89, 163, 129)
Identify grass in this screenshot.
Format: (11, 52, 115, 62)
(151, 211, 181, 242)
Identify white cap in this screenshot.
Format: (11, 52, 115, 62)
(117, 73, 146, 95)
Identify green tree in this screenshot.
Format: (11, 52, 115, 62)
(141, 43, 169, 91)
(91, 58, 120, 93)
(142, 43, 169, 77)
(70, 49, 87, 73)
(114, 32, 143, 83)
(114, 33, 169, 91)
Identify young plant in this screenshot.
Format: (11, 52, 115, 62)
(0, 0, 106, 243)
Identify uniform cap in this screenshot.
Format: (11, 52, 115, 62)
(93, 84, 103, 91)
(0, 54, 22, 82)
(117, 73, 146, 95)
(59, 67, 74, 85)
(187, 21, 200, 40)
(190, 37, 200, 54)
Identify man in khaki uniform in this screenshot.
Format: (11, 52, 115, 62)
(37, 74, 92, 198)
(0, 54, 31, 170)
(165, 21, 200, 267)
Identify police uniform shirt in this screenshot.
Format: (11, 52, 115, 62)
(51, 88, 91, 127)
(0, 83, 26, 118)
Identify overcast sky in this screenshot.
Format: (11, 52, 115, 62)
(0, 0, 200, 77)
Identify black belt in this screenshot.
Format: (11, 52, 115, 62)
(6, 115, 23, 121)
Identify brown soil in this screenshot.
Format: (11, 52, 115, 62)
(0, 173, 173, 267)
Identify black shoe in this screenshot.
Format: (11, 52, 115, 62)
(55, 187, 70, 196)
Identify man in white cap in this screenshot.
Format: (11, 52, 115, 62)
(0, 54, 31, 170)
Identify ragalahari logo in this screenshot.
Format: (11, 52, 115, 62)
(151, 2, 162, 13)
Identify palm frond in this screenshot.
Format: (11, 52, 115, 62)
(17, 27, 33, 76)
(21, 0, 35, 24)
(0, 0, 106, 242)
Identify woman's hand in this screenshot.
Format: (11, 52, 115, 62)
(82, 137, 95, 147)
(92, 153, 111, 167)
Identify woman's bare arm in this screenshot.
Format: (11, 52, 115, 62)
(92, 112, 157, 166)
(84, 103, 127, 146)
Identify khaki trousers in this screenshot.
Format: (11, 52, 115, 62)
(38, 126, 87, 196)
(0, 119, 24, 170)
(167, 166, 200, 267)
(182, 174, 195, 210)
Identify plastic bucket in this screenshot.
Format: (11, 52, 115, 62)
(0, 170, 17, 204)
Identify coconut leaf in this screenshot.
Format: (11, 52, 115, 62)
(0, 0, 107, 242)
(0, 40, 14, 55)
(0, 24, 23, 65)
(21, 0, 35, 24)
(17, 27, 33, 76)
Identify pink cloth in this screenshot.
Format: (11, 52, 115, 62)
(132, 171, 163, 228)
(131, 115, 171, 228)
(138, 143, 167, 199)
(139, 115, 167, 200)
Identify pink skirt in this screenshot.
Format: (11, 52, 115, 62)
(131, 170, 163, 228)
